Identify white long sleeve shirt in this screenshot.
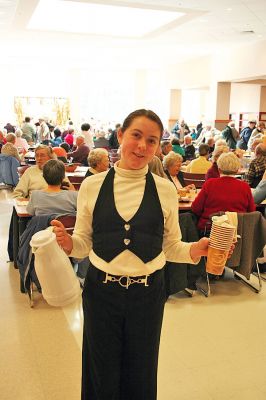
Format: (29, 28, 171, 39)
(70, 163, 197, 276)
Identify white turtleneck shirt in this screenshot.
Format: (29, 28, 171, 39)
(70, 163, 196, 276)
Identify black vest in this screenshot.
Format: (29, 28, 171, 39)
(92, 168, 164, 263)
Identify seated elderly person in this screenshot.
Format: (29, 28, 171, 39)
(206, 137, 215, 157)
(26, 159, 78, 216)
(248, 121, 265, 151)
(171, 138, 185, 158)
(13, 145, 73, 199)
(161, 140, 172, 157)
(186, 144, 212, 174)
(15, 129, 29, 153)
(148, 155, 166, 178)
(13, 145, 54, 198)
(85, 148, 109, 177)
(93, 130, 110, 149)
(205, 145, 229, 180)
(163, 151, 194, 192)
(25, 159, 87, 282)
(183, 135, 195, 160)
(67, 135, 90, 165)
(0, 130, 7, 147)
(246, 143, 266, 188)
(253, 169, 266, 206)
(52, 145, 67, 163)
(50, 128, 62, 147)
(1, 133, 21, 162)
(192, 152, 256, 232)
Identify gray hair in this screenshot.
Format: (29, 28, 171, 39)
(35, 144, 56, 159)
(217, 152, 240, 175)
(15, 128, 23, 137)
(212, 145, 229, 162)
(215, 139, 227, 148)
(88, 148, 109, 168)
(43, 159, 65, 185)
(162, 151, 183, 170)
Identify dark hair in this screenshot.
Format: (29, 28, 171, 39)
(199, 144, 210, 156)
(60, 142, 70, 152)
(25, 117, 30, 123)
(54, 128, 62, 138)
(121, 109, 164, 138)
(171, 138, 180, 146)
(43, 159, 65, 186)
(161, 140, 171, 155)
(81, 123, 90, 131)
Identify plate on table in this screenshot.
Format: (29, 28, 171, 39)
(16, 199, 29, 206)
(179, 196, 191, 202)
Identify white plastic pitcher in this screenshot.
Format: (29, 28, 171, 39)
(30, 227, 81, 307)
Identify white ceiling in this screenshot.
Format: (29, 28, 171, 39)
(0, 0, 266, 69)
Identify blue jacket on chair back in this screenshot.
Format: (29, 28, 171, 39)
(0, 154, 20, 186)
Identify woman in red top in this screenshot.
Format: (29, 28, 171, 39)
(205, 145, 229, 180)
(192, 152, 256, 231)
(64, 129, 74, 148)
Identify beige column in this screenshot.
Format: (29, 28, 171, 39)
(215, 82, 231, 130)
(259, 86, 266, 113)
(168, 89, 182, 130)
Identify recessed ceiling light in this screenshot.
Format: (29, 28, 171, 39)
(226, 8, 232, 11)
(28, 0, 185, 38)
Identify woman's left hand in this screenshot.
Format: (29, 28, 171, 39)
(190, 237, 209, 261)
(190, 238, 235, 262)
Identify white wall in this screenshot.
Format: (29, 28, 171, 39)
(230, 83, 261, 113)
(181, 88, 209, 126)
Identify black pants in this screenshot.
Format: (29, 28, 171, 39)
(81, 264, 166, 400)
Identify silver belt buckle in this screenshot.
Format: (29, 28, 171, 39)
(103, 273, 149, 289)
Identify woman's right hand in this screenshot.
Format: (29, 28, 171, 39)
(50, 220, 73, 254)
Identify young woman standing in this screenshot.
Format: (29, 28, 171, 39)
(51, 109, 209, 400)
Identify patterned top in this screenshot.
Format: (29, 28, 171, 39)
(246, 156, 266, 188)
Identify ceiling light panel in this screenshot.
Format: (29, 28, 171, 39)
(27, 0, 185, 38)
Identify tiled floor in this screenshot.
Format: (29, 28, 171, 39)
(1, 189, 266, 400)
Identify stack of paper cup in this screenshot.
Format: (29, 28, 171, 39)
(206, 220, 236, 275)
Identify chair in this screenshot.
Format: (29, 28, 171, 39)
(165, 212, 205, 298)
(183, 172, 206, 188)
(198, 211, 266, 296)
(56, 214, 76, 235)
(18, 214, 77, 307)
(68, 175, 85, 191)
(0, 154, 20, 187)
(17, 165, 30, 178)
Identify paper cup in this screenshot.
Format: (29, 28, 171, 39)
(206, 247, 229, 275)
